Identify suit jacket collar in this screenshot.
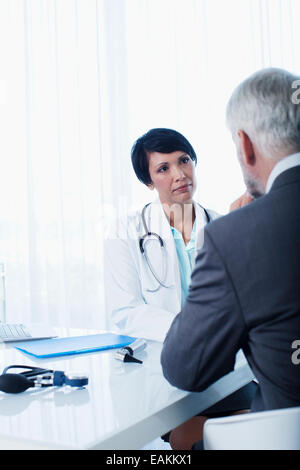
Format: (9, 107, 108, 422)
(266, 152, 300, 192)
(270, 165, 300, 192)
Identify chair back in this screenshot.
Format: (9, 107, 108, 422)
(203, 406, 300, 450)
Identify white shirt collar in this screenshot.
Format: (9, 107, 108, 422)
(266, 152, 300, 193)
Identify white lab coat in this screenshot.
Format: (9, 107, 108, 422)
(104, 199, 219, 342)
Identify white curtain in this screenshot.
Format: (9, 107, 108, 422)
(0, 0, 299, 328)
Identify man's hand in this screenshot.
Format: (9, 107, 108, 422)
(229, 191, 254, 212)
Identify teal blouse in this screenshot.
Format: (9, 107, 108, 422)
(171, 222, 197, 307)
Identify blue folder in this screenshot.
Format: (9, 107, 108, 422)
(15, 333, 136, 359)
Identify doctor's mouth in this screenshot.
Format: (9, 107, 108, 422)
(172, 183, 193, 193)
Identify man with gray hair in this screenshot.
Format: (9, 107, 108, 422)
(161, 67, 300, 448)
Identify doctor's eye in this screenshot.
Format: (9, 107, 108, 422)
(180, 155, 191, 164)
(158, 165, 169, 173)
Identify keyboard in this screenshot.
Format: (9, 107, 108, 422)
(0, 323, 32, 340)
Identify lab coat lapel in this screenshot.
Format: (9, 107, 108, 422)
(194, 202, 208, 252)
(147, 200, 181, 308)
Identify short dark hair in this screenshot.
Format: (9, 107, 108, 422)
(131, 128, 197, 185)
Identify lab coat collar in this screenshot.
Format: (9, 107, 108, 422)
(146, 198, 175, 240)
(194, 202, 208, 251)
(147, 198, 207, 241)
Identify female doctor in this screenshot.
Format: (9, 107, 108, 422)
(104, 128, 219, 341)
(104, 128, 256, 450)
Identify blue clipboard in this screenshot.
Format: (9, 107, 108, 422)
(14, 333, 136, 359)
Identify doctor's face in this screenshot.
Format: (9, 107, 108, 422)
(147, 151, 196, 206)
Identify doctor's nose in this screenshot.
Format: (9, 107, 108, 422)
(173, 167, 185, 181)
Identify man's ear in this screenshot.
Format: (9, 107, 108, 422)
(237, 130, 256, 166)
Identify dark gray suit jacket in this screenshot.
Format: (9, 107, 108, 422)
(161, 166, 300, 412)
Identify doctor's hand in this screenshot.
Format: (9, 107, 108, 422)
(229, 191, 254, 212)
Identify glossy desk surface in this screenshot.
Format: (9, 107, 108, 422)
(0, 329, 254, 450)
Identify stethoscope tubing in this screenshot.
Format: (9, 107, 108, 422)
(139, 202, 211, 291)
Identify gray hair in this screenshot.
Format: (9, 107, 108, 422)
(226, 67, 300, 159)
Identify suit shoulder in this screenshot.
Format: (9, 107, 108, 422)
(205, 196, 268, 241)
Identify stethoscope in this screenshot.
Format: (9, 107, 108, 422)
(139, 202, 211, 292)
(0, 365, 88, 394)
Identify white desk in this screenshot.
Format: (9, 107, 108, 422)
(0, 329, 254, 450)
